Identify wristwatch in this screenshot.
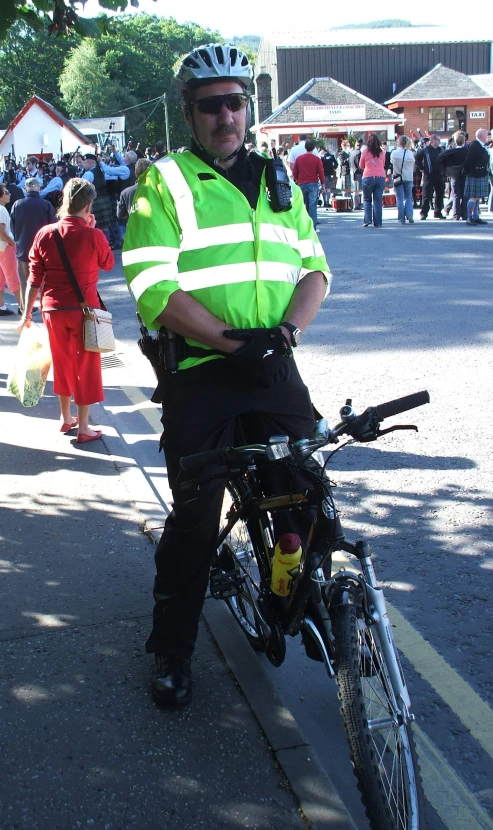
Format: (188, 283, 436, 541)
(280, 321, 302, 347)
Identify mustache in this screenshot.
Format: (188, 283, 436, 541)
(212, 125, 241, 138)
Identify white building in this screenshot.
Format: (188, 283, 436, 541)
(0, 95, 94, 162)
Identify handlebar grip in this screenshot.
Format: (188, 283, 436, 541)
(180, 447, 226, 472)
(374, 390, 430, 421)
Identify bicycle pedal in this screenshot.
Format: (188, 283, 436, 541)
(210, 566, 245, 599)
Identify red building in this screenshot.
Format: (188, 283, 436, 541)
(385, 64, 493, 141)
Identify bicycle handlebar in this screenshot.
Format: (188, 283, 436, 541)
(179, 390, 430, 473)
(374, 391, 430, 421)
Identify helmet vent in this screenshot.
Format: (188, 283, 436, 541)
(229, 48, 238, 64)
(199, 48, 213, 68)
(215, 45, 225, 64)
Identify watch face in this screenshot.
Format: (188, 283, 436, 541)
(292, 327, 302, 345)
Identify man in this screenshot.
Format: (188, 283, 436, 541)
(40, 161, 65, 201)
(381, 140, 392, 174)
(269, 138, 277, 159)
(292, 139, 325, 231)
(82, 152, 129, 244)
(152, 140, 167, 162)
(24, 157, 44, 188)
(438, 132, 468, 220)
(320, 148, 338, 205)
(117, 157, 151, 224)
(415, 134, 446, 219)
(3, 170, 24, 214)
(337, 140, 352, 194)
(10, 178, 56, 313)
(288, 133, 319, 170)
(122, 43, 330, 708)
(463, 128, 490, 226)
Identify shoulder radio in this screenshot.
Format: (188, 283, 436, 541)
(265, 157, 292, 212)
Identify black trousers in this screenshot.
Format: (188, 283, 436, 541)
(146, 358, 316, 656)
(449, 176, 467, 220)
(421, 176, 445, 217)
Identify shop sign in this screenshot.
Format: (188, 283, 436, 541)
(304, 104, 366, 122)
(469, 111, 486, 119)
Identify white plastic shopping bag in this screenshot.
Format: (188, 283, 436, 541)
(7, 325, 52, 407)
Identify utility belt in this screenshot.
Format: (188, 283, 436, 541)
(137, 314, 221, 400)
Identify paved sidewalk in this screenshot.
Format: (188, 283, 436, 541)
(0, 314, 354, 830)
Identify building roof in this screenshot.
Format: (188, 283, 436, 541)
(470, 74, 493, 96)
(1, 95, 89, 147)
(386, 64, 492, 104)
(265, 26, 492, 49)
(71, 116, 126, 135)
(259, 77, 401, 127)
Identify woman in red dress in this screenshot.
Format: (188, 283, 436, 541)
(18, 179, 115, 443)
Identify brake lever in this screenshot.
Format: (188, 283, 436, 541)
(376, 424, 418, 437)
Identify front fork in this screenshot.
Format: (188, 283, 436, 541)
(333, 540, 412, 715)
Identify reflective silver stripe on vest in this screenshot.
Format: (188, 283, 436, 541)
(181, 223, 254, 251)
(259, 223, 299, 248)
(129, 263, 178, 302)
(155, 157, 198, 236)
(297, 238, 324, 259)
(122, 246, 179, 267)
(177, 261, 300, 293)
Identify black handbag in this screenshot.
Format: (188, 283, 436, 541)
(393, 149, 406, 187)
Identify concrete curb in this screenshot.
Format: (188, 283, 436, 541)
(201, 597, 358, 830)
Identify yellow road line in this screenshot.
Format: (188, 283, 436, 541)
(332, 551, 493, 760)
(413, 725, 493, 830)
(115, 390, 493, 827)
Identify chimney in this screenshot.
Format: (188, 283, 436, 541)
(255, 74, 273, 123)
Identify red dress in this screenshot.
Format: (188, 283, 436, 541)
(28, 216, 115, 405)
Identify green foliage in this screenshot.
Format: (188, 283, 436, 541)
(0, 22, 74, 125)
(0, 11, 259, 152)
(59, 39, 115, 117)
(0, 0, 152, 41)
(59, 14, 223, 148)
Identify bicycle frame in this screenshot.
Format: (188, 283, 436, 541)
(219, 462, 414, 722)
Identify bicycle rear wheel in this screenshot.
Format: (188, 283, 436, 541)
(331, 597, 425, 830)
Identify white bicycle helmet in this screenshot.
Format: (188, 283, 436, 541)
(176, 43, 253, 96)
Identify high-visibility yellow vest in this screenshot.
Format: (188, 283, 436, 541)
(122, 151, 331, 369)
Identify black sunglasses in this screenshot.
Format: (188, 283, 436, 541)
(190, 93, 249, 115)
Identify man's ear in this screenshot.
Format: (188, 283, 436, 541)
(182, 103, 192, 129)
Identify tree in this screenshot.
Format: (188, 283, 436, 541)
(0, 22, 74, 126)
(59, 40, 116, 117)
(0, 0, 157, 41)
(58, 14, 222, 149)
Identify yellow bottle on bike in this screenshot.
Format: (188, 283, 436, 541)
(270, 533, 302, 597)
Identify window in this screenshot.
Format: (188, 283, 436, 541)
(428, 106, 466, 133)
(428, 107, 445, 132)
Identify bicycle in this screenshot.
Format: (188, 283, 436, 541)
(180, 390, 430, 830)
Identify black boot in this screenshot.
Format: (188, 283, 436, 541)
(152, 654, 192, 707)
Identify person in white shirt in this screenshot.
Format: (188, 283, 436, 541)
(391, 136, 416, 224)
(0, 185, 22, 315)
(288, 135, 319, 170)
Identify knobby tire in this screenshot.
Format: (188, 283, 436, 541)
(331, 600, 426, 830)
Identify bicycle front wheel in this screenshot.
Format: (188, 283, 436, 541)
(216, 485, 268, 651)
(331, 598, 425, 830)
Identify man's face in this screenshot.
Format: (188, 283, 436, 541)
(185, 81, 248, 159)
(431, 136, 440, 148)
(83, 158, 95, 170)
(26, 161, 36, 173)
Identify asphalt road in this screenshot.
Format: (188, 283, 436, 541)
(98, 201, 493, 830)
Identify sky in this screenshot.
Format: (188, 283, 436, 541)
(78, 0, 493, 41)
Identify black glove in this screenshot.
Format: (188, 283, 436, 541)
(223, 327, 292, 388)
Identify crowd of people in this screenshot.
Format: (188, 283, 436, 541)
(268, 129, 493, 229)
(0, 140, 164, 318)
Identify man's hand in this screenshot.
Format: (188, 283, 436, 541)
(223, 327, 292, 388)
